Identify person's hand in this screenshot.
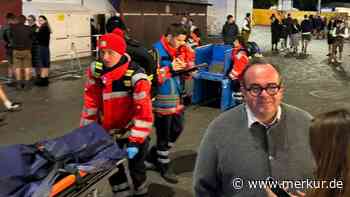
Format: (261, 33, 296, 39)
(229, 70, 239, 80)
(190, 70, 198, 77)
(126, 147, 139, 159)
(265, 187, 306, 197)
(265, 187, 278, 197)
(172, 58, 187, 71)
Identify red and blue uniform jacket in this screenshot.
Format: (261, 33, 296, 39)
(152, 36, 195, 115)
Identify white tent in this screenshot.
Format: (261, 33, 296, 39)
(23, 0, 116, 61)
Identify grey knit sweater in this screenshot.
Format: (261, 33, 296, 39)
(193, 103, 315, 197)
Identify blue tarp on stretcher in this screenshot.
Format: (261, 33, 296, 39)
(0, 123, 126, 197)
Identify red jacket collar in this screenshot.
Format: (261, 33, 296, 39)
(102, 56, 130, 81)
(160, 36, 177, 58)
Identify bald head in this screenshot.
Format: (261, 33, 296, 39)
(241, 63, 281, 85)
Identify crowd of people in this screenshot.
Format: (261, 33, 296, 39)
(270, 12, 349, 63)
(0, 12, 52, 122)
(0, 12, 52, 88)
(84, 14, 350, 197)
(222, 13, 253, 45)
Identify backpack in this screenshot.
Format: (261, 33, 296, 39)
(93, 39, 158, 98)
(1, 27, 12, 47)
(125, 38, 158, 97)
(246, 41, 262, 57)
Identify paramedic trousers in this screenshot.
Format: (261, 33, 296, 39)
(109, 137, 149, 196)
(153, 112, 184, 166)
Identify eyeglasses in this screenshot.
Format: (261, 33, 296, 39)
(244, 83, 282, 97)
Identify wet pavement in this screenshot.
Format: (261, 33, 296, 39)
(0, 26, 350, 196)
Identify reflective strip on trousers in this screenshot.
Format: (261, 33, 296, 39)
(134, 119, 152, 128)
(130, 129, 148, 138)
(133, 91, 147, 100)
(158, 158, 170, 164)
(82, 107, 98, 116)
(103, 91, 129, 100)
(80, 118, 94, 126)
(157, 150, 169, 157)
(113, 189, 133, 197)
(131, 73, 148, 86)
(112, 182, 129, 192)
(168, 142, 175, 148)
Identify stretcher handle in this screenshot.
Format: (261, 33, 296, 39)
(50, 171, 87, 197)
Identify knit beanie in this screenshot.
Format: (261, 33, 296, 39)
(98, 32, 126, 55)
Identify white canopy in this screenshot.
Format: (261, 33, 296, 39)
(23, 0, 116, 16)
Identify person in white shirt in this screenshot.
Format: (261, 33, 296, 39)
(242, 13, 252, 43)
(332, 19, 349, 63)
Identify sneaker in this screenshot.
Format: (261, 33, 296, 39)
(6, 102, 21, 112)
(160, 164, 178, 184)
(134, 181, 148, 196)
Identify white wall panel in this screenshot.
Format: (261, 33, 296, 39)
(207, 0, 253, 35)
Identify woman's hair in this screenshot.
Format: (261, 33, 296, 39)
(308, 109, 350, 197)
(39, 15, 52, 33)
(165, 23, 188, 37)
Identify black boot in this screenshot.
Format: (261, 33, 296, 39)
(35, 77, 49, 86)
(159, 163, 178, 184)
(35, 77, 44, 86)
(23, 80, 32, 90)
(42, 77, 49, 86)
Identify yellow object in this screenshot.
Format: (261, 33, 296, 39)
(57, 13, 65, 22)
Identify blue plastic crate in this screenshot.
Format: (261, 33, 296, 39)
(192, 44, 240, 111)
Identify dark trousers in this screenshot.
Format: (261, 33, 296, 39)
(231, 79, 240, 92)
(153, 112, 184, 165)
(109, 137, 149, 193)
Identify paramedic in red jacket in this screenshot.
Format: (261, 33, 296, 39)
(80, 31, 153, 196)
(229, 35, 249, 102)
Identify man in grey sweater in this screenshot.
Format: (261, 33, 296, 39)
(193, 62, 314, 197)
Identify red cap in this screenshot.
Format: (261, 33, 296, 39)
(98, 33, 126, 55)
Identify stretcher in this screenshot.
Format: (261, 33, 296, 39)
(51, 158, 131, 197)
(0, 123, 130, 197)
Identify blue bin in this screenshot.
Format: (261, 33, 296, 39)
(192, 44, 240, 111)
